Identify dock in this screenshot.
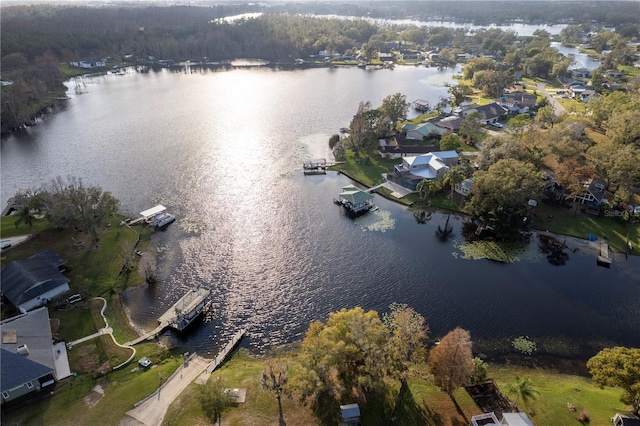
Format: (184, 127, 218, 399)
(125, 288, 211, 346)
(597, 242, 612, 267)
(205, 329, 246, 374)
(303, 158, 327, 175)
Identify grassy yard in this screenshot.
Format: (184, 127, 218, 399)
(532, 201, 639, 253)
(163, 349, 631, 426)
(1, 215, 51, 238)
(331, 150, 397, 187)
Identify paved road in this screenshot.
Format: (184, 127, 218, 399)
(536, 81, 566, 115)
(120, 355, 211, 426)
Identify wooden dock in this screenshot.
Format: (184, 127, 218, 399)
(205, 329, 246, 374)
(125, 288, 211, 346)
(597, 242, 612, 267)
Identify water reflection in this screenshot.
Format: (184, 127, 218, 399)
(1, 67, 639, 358)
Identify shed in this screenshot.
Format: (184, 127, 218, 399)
(340, 403, 361, 426)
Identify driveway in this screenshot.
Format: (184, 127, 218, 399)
(120, 354, 211, 426)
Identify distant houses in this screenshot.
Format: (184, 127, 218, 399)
(69, 59, 107, 69)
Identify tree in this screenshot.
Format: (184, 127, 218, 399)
(299, 307, 388, 408)
(262, 359, 290, 425)
(380, 92, 409, 131)
(459, 112, 484, 144)
(42, 176, 119, 244)
(198, 378, 232, 426)
(443, 166, 467, 200)
(383, 303, 428, 384)
(416, 179, 440, 204)
(348, 102, 375, 155)
(440, 134, 462, 152)
(470, 357, 488, 384)
(586, 140, 640, 189)
(535, 105, 555, 128)
(472, 159, 544, 239)
(13, 205, 36, 235)
(587, 347, 640, 416)
(508, 376, 539, 407)
(428, 327, 474, 408)
(449, 84, 474, 106)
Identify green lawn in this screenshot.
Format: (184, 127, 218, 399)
(532, 202, 639, 253)
(331, 150, 397, 187)
(1, 215, 51, 238)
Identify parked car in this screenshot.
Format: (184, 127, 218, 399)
(139, 357, 152, 368)
(490, 122, 503, 129)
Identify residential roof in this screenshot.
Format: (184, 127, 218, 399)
(502, 412, 534, 426)
(502, 92, 537, 108)
(1, 252, 70, 310)
(1, 307, 56, 392)
(434, 115, 463, 130)
(475, 102, 507, 120)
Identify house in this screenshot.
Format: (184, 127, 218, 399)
(455, 178, 473, 197)
(603, 69, 623, 78)
(378, 137, 439, 159)
(1, 307, 71, 405)
(398, 50, 421, 60)
(612, 413, 640, 426)
(571, 179, 607, 206)
(69, 59, 107, 69)
(403, 122, 449, 140)
(378, 52, 394, 62)
(571, 67, 593, 79)
(1, 250, 70, 313)
(434, 115, 463, 132)
(473, 102, 508, 124)
(389, 151, 458, 190)
(500, 92, 537, 114)
(457, 102, 507, 124)
(340, 403, 361, 426)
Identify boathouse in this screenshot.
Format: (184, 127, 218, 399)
(336, 185, 375, 217)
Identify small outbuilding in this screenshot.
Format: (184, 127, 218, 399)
(340, 403, 361, 426)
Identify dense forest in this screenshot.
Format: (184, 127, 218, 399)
(1, 1, 639, 134)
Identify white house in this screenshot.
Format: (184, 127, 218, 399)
(389, 151, 459, 190)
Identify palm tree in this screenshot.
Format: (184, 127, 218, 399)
(416, 179, 440, 204)
(443, 166, 467, 200)
(13, 205, 35, 235)
(508, 375, 539, 407)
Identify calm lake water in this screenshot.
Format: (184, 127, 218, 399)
(1, 64, 639, 359)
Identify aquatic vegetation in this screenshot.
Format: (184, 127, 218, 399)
(359, 210, 396, 232)
(453, 238, 541, 263)
(512, 336, 537, 355)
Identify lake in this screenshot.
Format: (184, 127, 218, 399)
(1, 64, 638, 359)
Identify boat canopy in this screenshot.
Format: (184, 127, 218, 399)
(339, 185, 373, 205)
(140, 205, 166, 219)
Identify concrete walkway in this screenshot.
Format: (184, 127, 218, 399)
(120, 354, 211, 426)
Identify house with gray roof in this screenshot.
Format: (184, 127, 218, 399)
(1, 250, 70, 313)
(1, 307, 70, 405)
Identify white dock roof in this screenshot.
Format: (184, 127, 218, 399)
(140, 205, 166, 219)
